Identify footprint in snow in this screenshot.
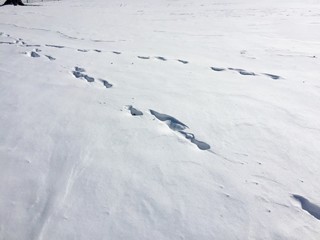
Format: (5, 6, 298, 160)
(77, 49, 90, 52)
(211, 66, 282, 80)
(150, 110, 188, 131)
(72, 67, 95, 82)
(112, 51, 121, 55)
(228, 68, 256, 76)
(45, 55, 56, 61)
(100, 79, 113, 88)
(211, 67, 226, 72)
(177, 59, 189, 64)
(25, 51, 40, 58)
(292, 194, 320, 220)
(138, 56, 150, 60)
(72, 67, 113, 88)
(45, 44, 65, 49)
(26, 44, 41, 47)
(0, 41, 15, 45)
(263, 73, 281, 80)
(155, 56, 167, 61)
(150, 109, 211, 150)
(127, 105, 143, 116)
(179, 131, 211, 150)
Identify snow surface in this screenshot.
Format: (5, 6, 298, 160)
(0, 0, 320, 239)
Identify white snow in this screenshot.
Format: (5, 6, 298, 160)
(0, 0, 320, 239)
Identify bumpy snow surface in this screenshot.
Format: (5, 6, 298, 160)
(0, 0, 320, 239)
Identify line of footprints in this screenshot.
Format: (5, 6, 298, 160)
(1, 31, 281, 151)
(1, 31, 282, 80)
(0, 31, 211, 151)
(126, 106, 211, 151)
(72, 67, 113, 88)
(4, 31, 320, 220)
(70, 66, 211, 151)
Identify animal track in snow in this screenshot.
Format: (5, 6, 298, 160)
(150, 110, 210, 150)
(177, 59, 189, 64)
(293, 194, 320, 220)
(112, 51, 121, 55)
(127, 105, 143, 116)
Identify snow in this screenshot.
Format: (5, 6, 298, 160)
(0, 0, 320, 239)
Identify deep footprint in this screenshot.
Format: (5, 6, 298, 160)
(293, 194, 320, 220)
(128, 106, 143, 116)
(84, 75, 94, 82)
(150, 110, 188, 131)
(100, 79, 113, 88)
(179, 131, 211, 150)
(26, 51, 40, 58)
(72, 67, 94, 82)
(75, 67, 85, 72)
(150, 110, 210, 150)
(72, 71, 86, 78)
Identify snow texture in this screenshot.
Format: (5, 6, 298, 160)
(0, 0, 320, 239)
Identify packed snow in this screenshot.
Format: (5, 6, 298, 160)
(0, 0, 320, 239)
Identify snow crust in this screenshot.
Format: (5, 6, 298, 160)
(0, 0, 320, 239)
